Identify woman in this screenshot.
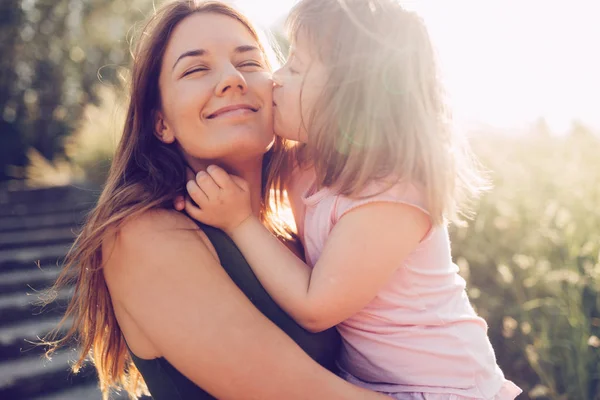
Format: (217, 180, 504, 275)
(44, 1, 391, 399)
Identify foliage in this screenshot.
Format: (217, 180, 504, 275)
(0, 0, 153, 181)
(451, 127, 600, 399)
(24, 84, 126, 187)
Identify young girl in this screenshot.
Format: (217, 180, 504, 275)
(183, 0, 521, 398)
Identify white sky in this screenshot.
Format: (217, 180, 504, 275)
(232, 0, 600, 133)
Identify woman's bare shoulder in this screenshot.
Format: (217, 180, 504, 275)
(102, 208, 217, 280)
(120, 208, 200, 235)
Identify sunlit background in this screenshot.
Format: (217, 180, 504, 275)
(0, 1, 598, 400)
(234, 0, 600, 133)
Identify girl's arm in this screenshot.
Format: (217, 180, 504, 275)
(185, 166, 430, 333)
(103, 209, 390, 400)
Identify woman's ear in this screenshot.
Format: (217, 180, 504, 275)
(154, 110, 176, 144)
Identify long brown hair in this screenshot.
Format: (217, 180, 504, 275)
(273, 0, 487, 225)
(42, 1, 283, 398)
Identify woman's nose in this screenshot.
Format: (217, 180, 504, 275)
(215, 66, 248, 96)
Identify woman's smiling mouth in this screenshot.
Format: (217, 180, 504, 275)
(207, 104, 258, 119)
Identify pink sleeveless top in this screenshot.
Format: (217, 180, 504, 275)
(290, 171, 521, 399)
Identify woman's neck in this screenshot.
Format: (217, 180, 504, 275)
(187, 157, 264, 218)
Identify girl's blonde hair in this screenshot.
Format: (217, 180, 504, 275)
(42, 2, 286, 399)
(278, 0, 487, 225)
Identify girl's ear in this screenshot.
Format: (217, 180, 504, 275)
(154, 110, 175, 144)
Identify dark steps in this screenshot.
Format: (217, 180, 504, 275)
(0, 287, 73, 327)
(0, 183, 105, 399)
(0, 266, 61, 294)
(0, 349, 98, 399)
(0, 199, 97, 218)
(31, 383, 132, 400)
(0, 244, 70, 272)
(0, 316, 71, 361)
(0, 227, 77, 251)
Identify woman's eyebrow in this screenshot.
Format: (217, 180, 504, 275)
(234, 44, 261, 54)
(172, 45, 260, 71)
(172, 49, 206, 70)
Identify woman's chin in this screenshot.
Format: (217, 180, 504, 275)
(178, 122, 273, 164)
(215, 136, 273, 162)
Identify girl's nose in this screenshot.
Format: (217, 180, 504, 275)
(272, 68, 283, 88)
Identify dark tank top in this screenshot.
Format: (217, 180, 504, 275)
(130, 221, 341, 400)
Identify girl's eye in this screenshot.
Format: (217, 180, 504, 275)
(183, 67, 208, 77)
(284, 60, 299, 75)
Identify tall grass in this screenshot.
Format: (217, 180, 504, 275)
(451, 129, 600, 399)
(25, 86, 125, 187)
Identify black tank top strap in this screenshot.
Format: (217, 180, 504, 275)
(198, 222, 341, 368)
(128, 219, 340, 399)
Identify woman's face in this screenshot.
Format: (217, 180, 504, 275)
(156, 12, 274, 165)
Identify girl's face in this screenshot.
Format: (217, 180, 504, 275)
(156, 13, 274, 165)
(272, 32, 328, 143)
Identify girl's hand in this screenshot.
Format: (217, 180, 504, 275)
(184, 165, 252, 233)
(174, 195, 185, 211)
(174, 168, 195, 211)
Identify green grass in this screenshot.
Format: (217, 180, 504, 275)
(451, 130, 600, 399)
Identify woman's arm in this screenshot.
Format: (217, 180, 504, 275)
(185, 166, 430, 333)
(103, 209, 389, 400)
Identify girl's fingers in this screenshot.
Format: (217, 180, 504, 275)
(174, 195, 185, 211)
(194, 170, 220, 200)
(183, 197, 207, 223)
(229, 175, 249, 192)
(186, 179, 209, 206)
(206, 165, 237, 191)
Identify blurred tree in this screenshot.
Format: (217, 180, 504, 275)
(0, 0, 27, 181)
(0, 0, 152, 182)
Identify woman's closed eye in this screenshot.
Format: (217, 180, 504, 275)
(238, 60, 264, 70)
(182, 66, 209, 77)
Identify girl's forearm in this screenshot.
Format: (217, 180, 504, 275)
(227, 216, 318, 327)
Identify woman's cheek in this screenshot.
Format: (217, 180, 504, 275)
(251, 71, 275, 98)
